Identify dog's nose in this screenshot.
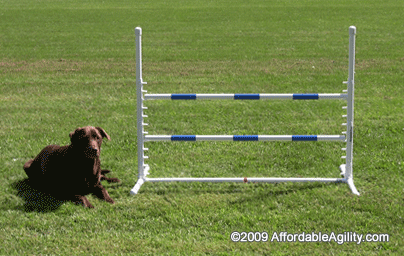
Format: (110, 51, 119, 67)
(89, 147, 98, 154)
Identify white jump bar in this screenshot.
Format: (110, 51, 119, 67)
(144, 93, 347, 100)
(144, 135, 346, 142)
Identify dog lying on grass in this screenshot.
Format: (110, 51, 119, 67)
(23, 126, 119, 208)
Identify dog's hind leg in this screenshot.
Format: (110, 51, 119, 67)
(23, 159, 41, 182)
(23, 159, 34, 170)
(71, 195, 94, 208)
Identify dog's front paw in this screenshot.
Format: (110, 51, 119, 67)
(105, 197, 115, 204)
(101, 169, 111, 175)
(103, 193, 115, 204)
(92, 185, 115, 204)
(85, 202, 95, 208)
(102, 177, 121, 183)
(100, 169, 120, 183)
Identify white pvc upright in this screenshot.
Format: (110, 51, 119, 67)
(339, 26, 359, 195)
(130, 27, 359, 196)
(132, 27, 150, 195)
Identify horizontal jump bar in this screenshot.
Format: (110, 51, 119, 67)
(144, 94, 347, 100)
(144, 135, 345, 141)
(145, 177, 346, 183)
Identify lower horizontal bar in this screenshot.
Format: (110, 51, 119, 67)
(144, 94, 347, 100)
(293, 94, 318, 99)
(145, 177, 346, 183)
(144, 135, 345, 142)
(292, 135, 316, 141)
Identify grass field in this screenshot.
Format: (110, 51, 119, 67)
(1, 0, 403, 254)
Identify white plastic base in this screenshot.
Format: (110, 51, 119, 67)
(130, 164, 359, 195)
(347, 177, 360, 196)
(130, 164, 150, 195)
(339, 164, 360, 195)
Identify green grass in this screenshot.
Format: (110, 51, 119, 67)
(1, 0, 403, 254)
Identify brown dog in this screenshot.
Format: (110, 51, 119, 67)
(23, 126, 119, 208)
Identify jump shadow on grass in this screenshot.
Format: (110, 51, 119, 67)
(226, 182, 337, 206)
(13, 179, 67, 212)
(143, 181, 337, 199)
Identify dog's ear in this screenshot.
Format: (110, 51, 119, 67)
(96, 127, 111, 141)
(69, 127, 81, 143)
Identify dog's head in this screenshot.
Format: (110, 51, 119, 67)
(69, 126, 111, 159)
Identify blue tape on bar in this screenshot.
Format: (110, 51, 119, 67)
(234, 94, 260, 100)
(293, 94, 319, 100)
(171, 135, 196, 141)
(171, 94, 196, 100)
(233, 135, 259, 141)
(292, 135, 317, 141)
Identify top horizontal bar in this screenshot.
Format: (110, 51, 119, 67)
(144, 94, 347, 100)
(144, 135, 346, 142)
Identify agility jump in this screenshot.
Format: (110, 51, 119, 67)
(131, 26, 359, 196)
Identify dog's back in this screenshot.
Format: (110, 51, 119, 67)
(24, 144, 64, 181)
(25, 144, 100, 193)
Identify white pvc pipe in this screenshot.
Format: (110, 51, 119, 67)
(146, 177, 345, 183)
(346, 26, 356, 177)
(144, 93, 348, 100)
(144, 135, 345, 142)
(135, 27, 145, 181)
